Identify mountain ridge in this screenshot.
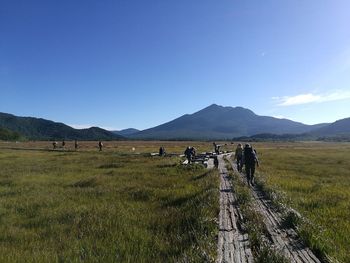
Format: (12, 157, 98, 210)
(112, 128, 140, 136)
(1, 105, 349, 141)
(130, 104, 330, 140)
(0, 112, 123, 141)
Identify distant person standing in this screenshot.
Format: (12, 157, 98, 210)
(213, 142, 218, 154)
(98, 141, 103, 151)
(213, 142, 222, 154)
(159, 146, 165, 156)
(190, 146, 196, 158)
(62, 140, 66, 149)
(52, 141, 57, 150)
(234, 143, 243, 172)
(214, 156, 219, 168)
(74, 140, 78, 151)
(184, 146, 192, 164)
(243, 144, 259, 186)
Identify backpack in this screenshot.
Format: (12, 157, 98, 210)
(244, 146, 255, 163)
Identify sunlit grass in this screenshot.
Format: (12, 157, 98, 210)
(256, 142, 350, 262)
(0, 149, 219, 262)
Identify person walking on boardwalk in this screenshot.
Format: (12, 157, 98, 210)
(234, 143, 243, 172)
(213, 142, 221, 154)
(74, 140, 78, 151)
(214, 156, 219, 168)
(243, 144, 259, 186)
(98, 141, 103, 151)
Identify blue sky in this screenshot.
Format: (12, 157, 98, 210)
(1, 0, 350, 130)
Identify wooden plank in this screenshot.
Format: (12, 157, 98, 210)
(217, 154, 253, 263)
(227, 158, 321, 263)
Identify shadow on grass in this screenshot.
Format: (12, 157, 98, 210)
(98, 163, 124, 169)
(128, 189, 152, 202)
(156, 163, 178, 168)
(191, 171, 211, 181)
(162, 192, 200, 208)
(71, 177, 100, 188)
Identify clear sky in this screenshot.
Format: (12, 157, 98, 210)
(1, 0, 350, 130)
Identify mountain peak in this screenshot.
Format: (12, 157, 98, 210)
(204, 103, 223, 110)
(131, 104, 320, 140)
(200, 104, 256, 116)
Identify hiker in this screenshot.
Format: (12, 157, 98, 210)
(190, 146, 196, 158)
(213, 142, 218, 154)
(214, 156, 219, 168)
(184, 146, 193, 164)
(98, 141, 103, 151)
(52, 141, 57, 150)
(243, 144, 259, 186)
(74, 140, 78, 151)
(213, 142, 222, 154)
(234, 143, 243, 172)
(159, 146, 165, 156)
(62, 140, 65, 149)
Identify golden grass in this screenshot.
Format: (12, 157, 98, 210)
(0, 147, 219, 262)
(254, 142, 350, 262)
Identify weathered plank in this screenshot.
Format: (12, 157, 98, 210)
(217, 155, 254, 263)
(227, 158, 321, 263)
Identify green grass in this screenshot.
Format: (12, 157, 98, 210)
(2, 141, 349, 262)
(255, 142, 350, 262)
(0, 149, 219, 262)
(225, 159, 288, 263)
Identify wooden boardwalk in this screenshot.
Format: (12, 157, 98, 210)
(226, 157, 321, 263)
(217, 155, 254, 263)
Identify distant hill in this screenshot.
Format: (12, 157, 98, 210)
(306, 117, 350, 141)
(2, 106, 349, 141)
(232, 133, 311, 142)
(0, 112, 123, 141)
(0, 127, 25, 141)
(229, 118, 350, 142)
(130, 104, 327, 140)
(310, 117, 350, 136)
(112, 128, 140, 136)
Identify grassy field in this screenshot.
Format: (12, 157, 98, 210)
(0, 143, 219, 262)
(1, 141, 350, 262)
(253, 142, 350, 262)
(0, 140, 231, 154)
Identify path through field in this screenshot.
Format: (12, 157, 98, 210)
(217, 154, 254, 263)
(217, 154, 321, 263)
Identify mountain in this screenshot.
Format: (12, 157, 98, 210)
(232, 133, 309, 142)
(0, 112, 123, 141)
(130, 104, 327, 140)
(240, 118, 350, 142)
(112, 128, 140, 136)
(310, 117, 350, 138)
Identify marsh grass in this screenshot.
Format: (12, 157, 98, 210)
(225, 160, 287, 262)
(255, 142, 350, 262)
(0, 149, 219, 262)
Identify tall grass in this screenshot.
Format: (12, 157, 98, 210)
(0, 149, 219, 262)
(225, 159, 288, 263)
(255, 142, 350, 262)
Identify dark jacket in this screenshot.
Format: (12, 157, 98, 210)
(243, 146, 259, 166)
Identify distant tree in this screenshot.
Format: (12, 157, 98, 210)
(0, 127, 24, 141)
